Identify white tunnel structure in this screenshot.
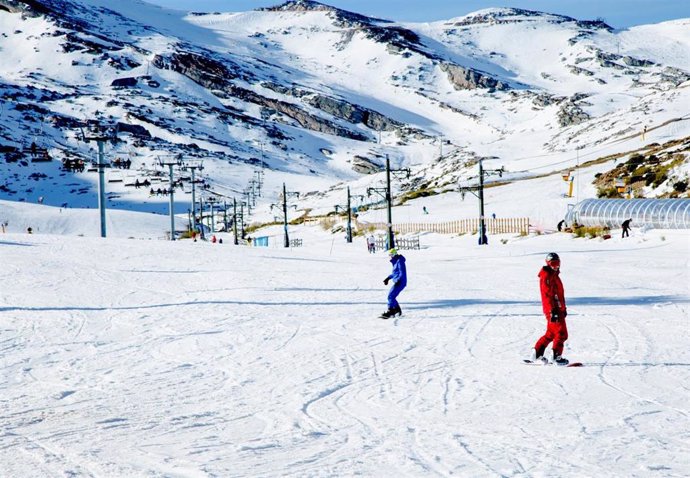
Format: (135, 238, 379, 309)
(565, 198, 690, 229)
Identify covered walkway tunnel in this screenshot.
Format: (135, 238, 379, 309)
(565, 198, 690, 229)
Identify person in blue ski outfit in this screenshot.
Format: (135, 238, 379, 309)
(381, 248, 407, 318)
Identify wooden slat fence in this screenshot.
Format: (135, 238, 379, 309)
(374, 235, 420, 251)
(359, 217, 529, 235)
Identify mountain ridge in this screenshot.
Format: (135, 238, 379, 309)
(0, 0, 688, 220)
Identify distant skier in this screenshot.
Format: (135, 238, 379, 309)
(621, 218, 632, 238)
(557, 219, 565, 232)
(530, 252, 569, 365)
(367, 234, 376, 253)
(478, 223, 488, 245)
(381, 248, 407, 319)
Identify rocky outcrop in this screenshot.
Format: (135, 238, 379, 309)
(261, 0, 390, 25)
(351, 155, 383, 174)
(557, 99, 590, 127)
(360, 25, 424, 56)
(153, 52, 371, 142)
(111, 77, 137, 88)
(451, 8, 611, 30)
(0, 0, 51, 16)
(622, 56, 655, 67)
(0, 0, 22, 13)
(116, 123, 151, 138)
(440, 62, 509, 91)
(531, 93, 563, 108)
(592, 50, 657, 71)
(595, 50, 626, 70)
(659, 67, 690, 86)
(304, 94, 403, 132)
(153, 52, 240, 89)
(261, 82, 405, 132)
(569, 65, 594, 77)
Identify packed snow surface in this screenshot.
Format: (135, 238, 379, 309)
(1, 204, 688, 477)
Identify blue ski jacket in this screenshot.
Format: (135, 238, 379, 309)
(387, 254, 407, 287)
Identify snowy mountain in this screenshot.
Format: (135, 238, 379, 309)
(0, 0, 689, 226)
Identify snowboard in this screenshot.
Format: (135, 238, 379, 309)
(379, 310, 403, 319)
(523, 359, 583, 367)
(379, 313, 402, 320)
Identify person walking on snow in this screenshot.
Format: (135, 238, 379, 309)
(367, 234, 376, 253)
(381, 248, 407, 319)
(530, 252, 569, 365)
(621, 218, 632, 238)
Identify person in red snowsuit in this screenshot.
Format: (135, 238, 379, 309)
(531, 252, 569, 365)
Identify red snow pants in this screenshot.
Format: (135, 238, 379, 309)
(534, 317, 568, 357)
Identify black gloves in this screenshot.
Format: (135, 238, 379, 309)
(563, 309, 567, 318)
(383, 277, 390, 285)
(550, 310, 560, 323)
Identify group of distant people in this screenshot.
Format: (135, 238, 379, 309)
(112, 158, 132, 169)
(61, 158, 85, 172)
(150, 187, 173, 197)
(133, 179, 151, 189)
(557, 218, 633, 238)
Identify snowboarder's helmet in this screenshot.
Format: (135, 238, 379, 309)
(388, 248, 398, 256)
(545, 252, 560, 269)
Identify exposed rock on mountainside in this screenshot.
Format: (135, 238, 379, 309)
(440, 62, 509, 91)
(261, 82, 405, 133)
(450, 7, 612, 31)
(261, 0, 389, 24)
(351, 155, 383, 174)
(558, 99, 591, 127)
(153, 52, 370, 141)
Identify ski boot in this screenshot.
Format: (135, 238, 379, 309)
(391, 305, 402, 317)
(530, 348, 549, 364)
(380, 308, 394, 319)
(553, 353, 569, 366)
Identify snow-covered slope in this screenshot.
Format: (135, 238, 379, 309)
(0, 0, 688, 227)
(1, 203, 688, 476)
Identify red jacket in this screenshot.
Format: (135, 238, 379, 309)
(539, 266, 566, 317)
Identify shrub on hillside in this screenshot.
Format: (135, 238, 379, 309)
(572, 225, 609, 239)
(320, 217, 336, 231)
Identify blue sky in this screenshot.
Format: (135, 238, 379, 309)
(145, 0, 688, 28)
